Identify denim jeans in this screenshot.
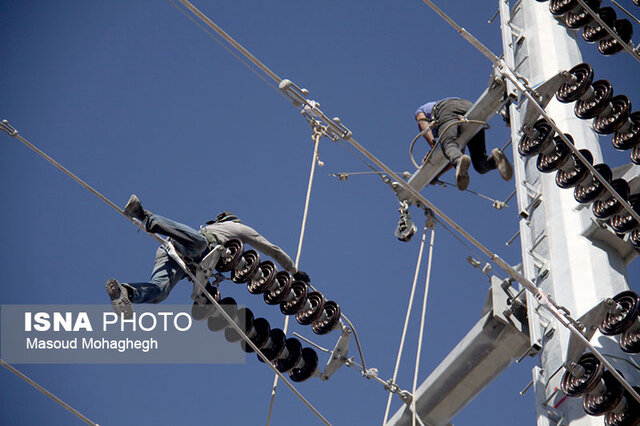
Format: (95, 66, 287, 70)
(434, 99, 496, 174)
(128, 214, 208, 304)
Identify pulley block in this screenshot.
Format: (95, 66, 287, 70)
(557, 63, 595, 103)
(264, 271, 293, 305)
(215, 239, 244, 272)
(248, 260, 277, 294)
(599, 290, 640, 336)
(232, 250, 260, 284)
(312, 301, 342, 335)
(561, 352, 604, 397)
(574, 163, 612, 204)
(280, 281, 309, 315)
(295, 291, 326, 326)
(593, 95, 632, 135)
(289, 347, 319, 383)
(575, 79, 613, 119)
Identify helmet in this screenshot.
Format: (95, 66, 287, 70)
(207, 211, 241, 225)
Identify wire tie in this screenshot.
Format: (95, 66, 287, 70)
(1, 120, 18, 136)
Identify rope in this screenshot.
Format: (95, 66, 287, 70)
(412, 227, 435, 426)
(0, 359, 98, 426)
(2, 125, 331, 426)
(382, 225, 428, 425)
(266, 123, 322, 426)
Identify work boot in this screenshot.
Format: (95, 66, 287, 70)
(123, 194, 147, 221)
(491, 149, 513, 181)
(105, 279, 134, 319)
(455, 155, 471, 191)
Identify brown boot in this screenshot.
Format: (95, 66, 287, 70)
(455, 155, 471, 191)
(491, 149, 513, 181)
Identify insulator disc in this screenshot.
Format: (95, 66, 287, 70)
(557, 63, 594, 103)
(289, 347, 319, 383)
(247, 260, 277, 294)
(191, 284, 220, 321)
(537, 135, 573, 173)
(610, 195, 640, 234)
(215, 239, 244, 272)
(575, 80, 613, 119)
(630, 230, 640, 249)
(275, 338, 303, 373)
(583, 370, 625, 416)
(613, 111, 640, 151)
(280, 281, 308, 315)
(635, 0, 640, 6)
(632, 146, 640, 165)
(312, 301, 342, 335)
(592, 179, 630, 219)
(232, 250, 260, 284)
(207, 297, 237, 332)
(555, 149, 593, 189)
(582, 7, 617, 42)
(604, 386, 640, 426)
(620, 327, 640, 354)
(264, 271, 293, 305)
(600, 290, 640, 335)
(295, 292, 326, 325)
(518, 119, 555, 157)
(574, 163, 612, 204)
(549, 0, 578, 16)
(565, 0, 602, 28)
(258, 328, 286, 362)
(598, 19, 634, 56)
(240, 317, 270, 353)
(593, 95, 632, 135)
(224, 307, 254, 343)
(561, 352, 604, 397)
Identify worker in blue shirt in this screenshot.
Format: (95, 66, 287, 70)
(415, 98, 513, 190)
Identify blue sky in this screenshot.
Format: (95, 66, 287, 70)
(1, 1, 639, 425)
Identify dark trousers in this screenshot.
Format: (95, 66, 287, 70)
(434, 99, 496, 174)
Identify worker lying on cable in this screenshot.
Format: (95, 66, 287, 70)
(105, 194, 309, 318)
(415, 97, 513, 191)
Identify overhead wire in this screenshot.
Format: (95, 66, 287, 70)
(266, 123, 322, 426)
(412, 227, 435, 426)
(0, 125, 331, 426)
(382, 225, 428, 425)
(0, 359, 98, 426)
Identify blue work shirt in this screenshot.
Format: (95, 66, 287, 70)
(415, 97, 459, 137)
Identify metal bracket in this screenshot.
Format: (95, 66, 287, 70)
(190, 245, 224, 303)
(516, 72, 566, 129)
(320, 323, 351, 381)
(564, 298, 615, 364)
(1, 120, 18, 137)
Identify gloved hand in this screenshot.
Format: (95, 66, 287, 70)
(293, 270, 311, 283)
